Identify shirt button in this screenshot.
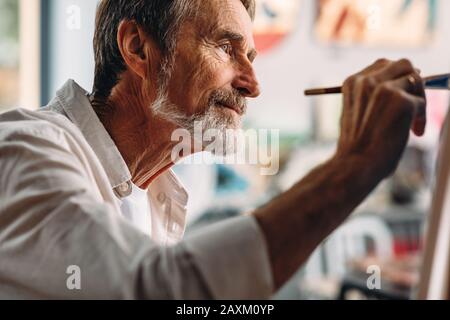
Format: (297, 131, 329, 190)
(115, 182, 132, 198)
(118, 183, 130, 193)
(157, 192, 167, 203)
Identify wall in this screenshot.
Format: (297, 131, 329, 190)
(43, 0, 98, 103)
(248, 0, 450, 135)
(43, 0, 450, 133)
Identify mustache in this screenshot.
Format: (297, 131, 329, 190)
(208, 89, 247, 116)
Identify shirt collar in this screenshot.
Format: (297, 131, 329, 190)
(47, 80, 188, 207)
(51, 79, 132, 190)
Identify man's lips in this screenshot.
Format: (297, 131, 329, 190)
(216, 102, 244, 116)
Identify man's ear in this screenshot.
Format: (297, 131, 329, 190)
(116, 20, 160, 80)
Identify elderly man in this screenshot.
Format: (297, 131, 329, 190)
(0, 0, 425, 299)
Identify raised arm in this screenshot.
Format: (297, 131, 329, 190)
(254, 59, 427, 289)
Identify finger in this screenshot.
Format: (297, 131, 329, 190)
(408, 93, 427, 136)
(340, 59, 393, 140)
(397, 91, 427, 136)
(387, 73, 427, 136)
(372, 59, 416, 82)
(355, 58, 392, 77)
(412, 93, 427, 137)
(388, 72, 425, 98)
(342, 59, 391, 97)
(352, 76, 377, 137)
(342, 59, 391, 120)
(412, 114, 427, 137)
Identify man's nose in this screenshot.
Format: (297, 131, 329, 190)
(232, 64, 261, 98)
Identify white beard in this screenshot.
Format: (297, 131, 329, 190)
(150, 90, 242, 156)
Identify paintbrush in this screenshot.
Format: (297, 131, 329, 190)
(304, 73, 450, 96)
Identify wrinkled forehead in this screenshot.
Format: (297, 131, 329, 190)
(190, 0, 255, 45)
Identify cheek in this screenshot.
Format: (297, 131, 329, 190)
(169, 50, 235, 114)
(193, 59, 235, 105)
(198, 63, 233, 91)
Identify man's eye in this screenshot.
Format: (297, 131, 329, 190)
(219, 43, 233, 55)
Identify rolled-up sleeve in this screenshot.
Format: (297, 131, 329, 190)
(0, 123, 274, 300)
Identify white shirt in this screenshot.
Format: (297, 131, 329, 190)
(0, 80, 273, 299)
(120, 183, 152, 235)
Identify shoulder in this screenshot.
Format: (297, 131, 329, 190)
(0, 108, 81, 152)
(0, 108, 93, 188)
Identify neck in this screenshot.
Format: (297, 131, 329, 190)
(91, 78, 180, 190)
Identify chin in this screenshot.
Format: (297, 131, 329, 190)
(220, 109, 244, 130)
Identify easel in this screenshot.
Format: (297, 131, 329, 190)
(417, 109, 450, 300)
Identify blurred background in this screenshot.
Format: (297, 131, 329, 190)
(1, 0, 449, 300)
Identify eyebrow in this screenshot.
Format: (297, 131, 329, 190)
(216, 28, 258, 62)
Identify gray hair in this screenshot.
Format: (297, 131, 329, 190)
(91, 0, 255, 101)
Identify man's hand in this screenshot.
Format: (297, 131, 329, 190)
(254, 58, 427, 291)
(337, 58, 426, 179)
